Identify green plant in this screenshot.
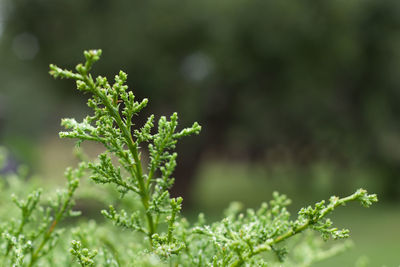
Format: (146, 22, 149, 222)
(0, 158, 84, 266)
(0, 50, 377, 266)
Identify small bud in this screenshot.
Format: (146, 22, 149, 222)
(76, 80, 87, 91)
(119, 70, 128, 81)
(76, 63, 85, 74)
(176, 197, 183, 205)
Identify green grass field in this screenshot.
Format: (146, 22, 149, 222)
(316, 205, 400, 267)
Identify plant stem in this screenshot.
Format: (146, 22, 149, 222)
(84, 75, 155, 246)
(29, 196, 72, 266)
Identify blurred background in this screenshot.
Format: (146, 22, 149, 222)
(0, 0, 399, 265)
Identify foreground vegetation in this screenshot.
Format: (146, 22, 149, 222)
(0, 50, 377, 266)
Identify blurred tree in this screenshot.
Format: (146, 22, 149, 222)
(1, 0, 400, 201)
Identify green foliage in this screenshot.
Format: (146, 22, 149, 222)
(69, 240, 97, 267)
(0, 50, 378, 266)
(50, 49, 201, 248)
(0, 163, 84, 266)
(175, 190, 376, 266)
